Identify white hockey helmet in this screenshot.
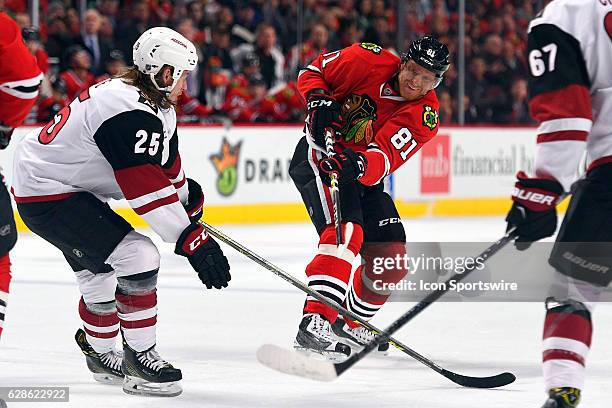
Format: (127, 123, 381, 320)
(133, 27, 198, 92)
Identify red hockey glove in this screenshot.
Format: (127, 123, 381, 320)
(318, 148, 367, 185)
(505, 171, 564, 250)
(306, 91, 342, 149)
(175, 223, 231, 289)
(184, 178, 204, 222)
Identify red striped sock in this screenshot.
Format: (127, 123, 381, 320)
(116, 289, 157, 352)
(78, 297, 119, 353)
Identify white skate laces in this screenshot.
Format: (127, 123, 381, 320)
(137, 349, 171, 372)
(346, 325, 375, 344)
(309, 314, 335, 341)
(100, 349, 123, 372)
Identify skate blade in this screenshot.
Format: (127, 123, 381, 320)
(93, 372, 124, 385)
(293, 345, 349, 362)
(122, 376, 182, 397)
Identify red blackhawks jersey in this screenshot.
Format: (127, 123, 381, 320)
(12, 78, 191, 242)
(0, 12, 43, 128)
(527, 0, 612, 191)
(298, 43, 440, 186)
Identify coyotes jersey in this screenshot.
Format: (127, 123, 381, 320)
(0, 12, 43, 128)
(298, 43, 440, 186)
(12, 78, 190, 243)
(527, 0, 612, 190)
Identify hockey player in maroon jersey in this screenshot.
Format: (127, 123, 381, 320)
(12, 27, 230, 397)
(504, 1, 612, 407)
(289, 37, 449, 359)
(0, 11, 43, 339)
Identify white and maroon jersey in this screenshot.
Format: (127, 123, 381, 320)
(0, 12, 43, 129)
(527, 0, 612, 190)
(298, 43, 440, 186)
(12, 78, 190, 243)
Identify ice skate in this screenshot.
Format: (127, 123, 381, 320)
(121, 340, 182, 397)
(75, 328, 124, 385)
(294, 313, 351, 361)
(331, 318, 390, 355)
(541, 387, 581, 408)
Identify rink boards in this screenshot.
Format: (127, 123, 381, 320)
(2, 125, 570, 229)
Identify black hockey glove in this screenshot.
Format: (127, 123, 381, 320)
(318, 148, 367, 185)
(306, 91, 342, 148)
(184, 178, 204, 223)
(175, 223, 231, 289)
(0, 123, 13, 150)
(505, 171, 564, 250)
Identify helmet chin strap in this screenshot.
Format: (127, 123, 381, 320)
(149, 68, 183, 94)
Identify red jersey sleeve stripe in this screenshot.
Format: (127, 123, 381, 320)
(529, 84, 592, 123)
(132, 194, 180, 215)
(114, 164, 171, 200)
(537, 130, 588, 143)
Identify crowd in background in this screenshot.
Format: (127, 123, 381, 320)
(1, 0, 541, 125)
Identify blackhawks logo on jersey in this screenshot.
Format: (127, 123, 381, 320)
(210, 138, 242, 196)
(340, 94, 377, 145)
(422, 105, 439, 131)
(360, 42, 382, 55)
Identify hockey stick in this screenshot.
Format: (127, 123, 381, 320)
(200, 220, 516, 388)
(324, 129, 343, 245)
(256, 228, 518, 386)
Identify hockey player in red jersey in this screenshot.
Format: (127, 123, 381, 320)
(12, 27, 230, 397)
(289, 37, 449, 359)
(504, 1, 612, 407)
(0, 11, 43, 339)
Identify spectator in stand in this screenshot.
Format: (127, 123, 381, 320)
(465, 56, 491, 123)
(286, 22, 328, 79)
(200, 25, 234, 108)
(331, 17, 362, 50)
(115, 0, 151, 64)
(437, 89, 453, 125)
(59, 45, 95, 101)
(94, 49, 125, 82)
(507, 78, 533, 124)
(231, 23, 285, 90)
(256, 81, 304, 123)
(176, 90, 212, 121)
(187, 0, 207, 32)
(231, 52, 261, 90)
(46, 16, 73, 64)
(75, 9, 112, 75)
(37, 77, 68, 123)
(99, 15, 114, 44)
(65, 8, 81, 37)
(22, 27, 49, 75)
(222, 72, 267, 123)
(98, 0, 119, 27)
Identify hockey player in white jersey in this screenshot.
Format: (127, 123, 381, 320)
(11, 27, 231, 397)
(504, 1, 612, 407)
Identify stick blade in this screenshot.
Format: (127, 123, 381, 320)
(442, 370, 516, 388)
(256, 344, 338, 382)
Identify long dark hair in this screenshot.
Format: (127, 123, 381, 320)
(118, 65, 175, 110)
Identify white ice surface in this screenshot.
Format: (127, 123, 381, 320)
(1, 217, 611, 407)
